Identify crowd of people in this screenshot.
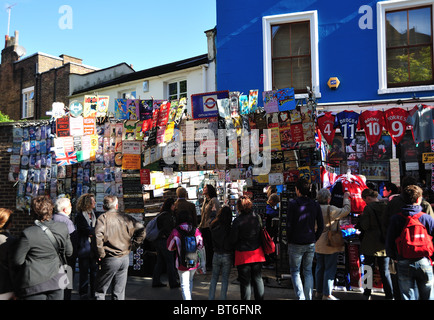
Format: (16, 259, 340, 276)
(1, 175, 434, 301)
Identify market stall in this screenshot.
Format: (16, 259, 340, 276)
(8, 86, 434, 288)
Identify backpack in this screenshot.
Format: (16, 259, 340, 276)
(145, 213, 161, 242)
(395, 212, 434, 259)
(176, 226, 198, 268)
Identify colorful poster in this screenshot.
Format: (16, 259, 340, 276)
(138, 99, 153, 122)
(123, 121, 137, 141)
(263, 90, 278, 113)
(239, 95, 249, 115)
(249, 90, 259, 113)
(127, 99, 138, 120)
(191, 91, 229, 119)
(96, 96, 110, 117)
(83, 117, 96, 136)
(115, 99, 128, 120)
(56, 116, 70, 137)
(69, 101, 83, 118)
(157, 101, 171, 127)
(83, 96, 97, 118)
(290, 123, 304, 143)
(275, 88, 296, 111)
(122, 154, 141, 170)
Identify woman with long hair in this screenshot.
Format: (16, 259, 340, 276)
(199, 184, 221, 269)
(208, 206, 233, 300)
(75, 193, 97, 300)
(152, 198, 179, 289)
(229, 196, 265, 300)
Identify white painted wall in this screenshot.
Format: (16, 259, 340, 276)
(69, 61, 215, 117)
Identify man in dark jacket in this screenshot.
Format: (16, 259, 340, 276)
(94, 195, 145, 300)
(386, 185, 434, 300)
(286, 178, 324, 300)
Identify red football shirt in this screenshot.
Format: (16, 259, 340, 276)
(358, 110, 385, 146)
(317, 112, 336, 145)
(383, 108, 409, 145)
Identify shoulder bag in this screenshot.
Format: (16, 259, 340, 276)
(326, 206, 345, 248)
(256, 214, 275, 255)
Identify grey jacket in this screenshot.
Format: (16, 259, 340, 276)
(13, 220, 73, 297)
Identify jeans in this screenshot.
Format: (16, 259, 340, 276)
(288, 243, 315, 300)
(152, 238, 178, 288)
(178, 269, 196, 300)
(363, 256, 394, 299)
(397, 257, 434, 300)
(315, 252, 338, 296)
(237, 262, 264, 300)
(95, 255, 129, 300)
(208, 253, 232, 300)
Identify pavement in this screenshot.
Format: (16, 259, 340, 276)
(70, 266, 387, 301)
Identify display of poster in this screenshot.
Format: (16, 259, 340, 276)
(191, 91, 229, 119)
(275, 87, 296, 112)
(122, 154, 141, 170)
(56, 116, 70, 137)
(83, 96, 98, 118)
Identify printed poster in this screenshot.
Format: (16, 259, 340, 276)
(191, 91, 229, 119)
(96, 96, 110, 117)
(263, 90, 278, 113)
(56, 116, 70, 137)
(122, 154, 141, 170)
(115, 99, 128, 120)
(83, 96, 97, 118)
(275, 88, 296, 112)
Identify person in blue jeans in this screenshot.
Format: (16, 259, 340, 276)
(386, 184, 434, 300)
(208, 206, 233, 300)
(315, 188, 351, 300)
(286, 178, 324, 300)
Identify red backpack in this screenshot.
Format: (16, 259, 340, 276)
(395, 212, 434, 259)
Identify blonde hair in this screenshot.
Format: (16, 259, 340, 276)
(0, 208, 12, 229)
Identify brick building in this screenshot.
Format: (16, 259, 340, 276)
(0, 31, 98, 121)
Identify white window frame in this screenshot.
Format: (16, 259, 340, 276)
(119, 89, 136, 100)
(167, 79, 187, 101)
(262, 10, 321, 99)
(377, 0, 434, 94)
(22, 86, 35, 119)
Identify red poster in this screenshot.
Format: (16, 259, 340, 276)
(290, 123, 304, 143)
(157, 101, 171, 127)
(83, 117, 96, 135)
(140, 169, 151, 184)
(56, 116, 70, 137)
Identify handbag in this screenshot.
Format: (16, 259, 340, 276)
(256, 213, 275, 254)
(326, 206, 345, 248)
(260, 227, 276, 255)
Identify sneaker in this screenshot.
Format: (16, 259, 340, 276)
(322, 295, 339, 300)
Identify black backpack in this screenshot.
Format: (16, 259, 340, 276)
(176, 226, 198, 268)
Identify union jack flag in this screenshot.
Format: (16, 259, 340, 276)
(56, 151, 78, 166)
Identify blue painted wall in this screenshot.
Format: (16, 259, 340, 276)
(216, 0, 434, 103)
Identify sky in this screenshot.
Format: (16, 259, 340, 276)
(2, 0, 216, 71)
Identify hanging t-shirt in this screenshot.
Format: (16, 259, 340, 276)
(334, 111, 360, 145)
(358, 110, 385, 147)
(383, 107, 409, 145)
(317, 112, 336, 145)
(406, 104, 434, 144)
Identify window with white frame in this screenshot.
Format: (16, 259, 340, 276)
(22, 87, 34, 119)
(263, 11, 320, 98)
(168, 80, 187, 101)
(377, 0, 434, 94)
(120, 90, 136, 100)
